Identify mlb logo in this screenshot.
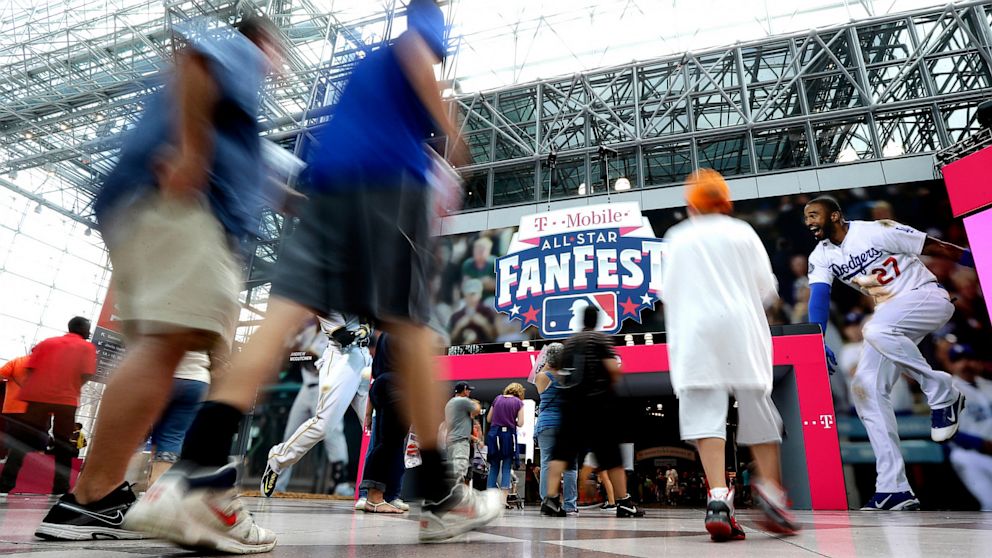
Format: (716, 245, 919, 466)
(542, 293, 619, 337)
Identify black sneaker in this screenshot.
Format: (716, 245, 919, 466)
(616, 497, 644, 518)
(540, 496, 566, 517)
(705, 495, 745, 542)
(260, 462, 279, 498)
(598, 502, 617, 512)
(35, 483, 147, 540)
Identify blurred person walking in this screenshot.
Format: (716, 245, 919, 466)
(1, 317, 95, 498)
(128, 0, 501, 545)
(663, 169, 799, 541)
(35, 16, 285, 551)
(486, 383, 525, 505)
(534, 343, 578, 514)
(946, 344, 992, 511)
(539, 307, 644, 519)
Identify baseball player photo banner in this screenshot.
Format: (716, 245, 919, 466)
(495, 202, 664, 338)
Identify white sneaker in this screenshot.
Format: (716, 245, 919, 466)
(354, 497, 367, 511)
(418, 486, 502, 543)
(124, 463, 276, 554)
(389, 498, 410, 512)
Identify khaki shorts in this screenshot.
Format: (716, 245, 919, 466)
(105, 193, 241, 347)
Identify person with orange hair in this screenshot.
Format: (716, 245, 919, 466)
(661, 169, 800, 541)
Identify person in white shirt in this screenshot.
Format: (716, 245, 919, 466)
(946, 344, 992, 511)
(803, 195, 974, 511)
(260, 312, 372, 497)
(663, 169, 799, 542)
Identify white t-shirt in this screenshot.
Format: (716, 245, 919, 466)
(953, 376, 992, 444)
(174, 351, 211, 384)
(807, 220, 936, 305)
(662, 215, 778, 395)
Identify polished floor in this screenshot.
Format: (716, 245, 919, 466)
(1, 495, 991, 557)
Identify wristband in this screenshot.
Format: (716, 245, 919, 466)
(959, 249, 974, 268)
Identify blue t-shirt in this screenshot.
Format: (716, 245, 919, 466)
(95, 27, 267, 240)
(305, 45, 437, 191)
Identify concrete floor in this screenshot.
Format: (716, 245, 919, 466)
(2, 495, 991, 557)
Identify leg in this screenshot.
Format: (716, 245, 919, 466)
(850, 345, 912, 494)
(537, 429, 554, 499)
(598, 471, 617, 503)
(562, 464, 578, 512)
(73, 333, 199, 503)
(50, 404, 77, 494)
(949, 450, 992, 511)
(273, 382, 319, 493)
(0, 406, 47, 493)
(148, 379, 209, 486)
(862, 290, 957, 409)
(360, 374, 407, 504)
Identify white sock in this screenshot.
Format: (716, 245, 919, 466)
(709, 487, 730, 501)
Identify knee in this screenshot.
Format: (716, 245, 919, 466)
(861, 322, 889, 346)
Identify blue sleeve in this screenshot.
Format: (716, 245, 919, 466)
(808, 282, 832, 335)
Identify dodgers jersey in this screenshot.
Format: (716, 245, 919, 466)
(952, 377, 992, 444)
(807, 220, 937, 304)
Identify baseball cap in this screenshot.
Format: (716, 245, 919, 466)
(843, 311, 864, 326)
(949, 344, 976, 362)
(454, 381, 475, 394)
(685, 169, 732, 214)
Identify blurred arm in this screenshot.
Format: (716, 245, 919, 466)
(922, 237, 973, 267)
(160, 51, 220, 197)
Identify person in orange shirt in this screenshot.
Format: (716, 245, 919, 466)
(0, 355, 30, 460)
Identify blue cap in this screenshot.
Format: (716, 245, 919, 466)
(949, 344, 976, 362)
(407, 0, 447, 60)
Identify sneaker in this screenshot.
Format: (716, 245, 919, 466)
(860, 491, 920, 511)
(705, 489, 745, 542)
(389, 499, 410, 512)
(540, 496, 566, 517)
(35, 483, 146, 541)
(931, 394, 966, 442)
(354, 497, 367, 511)
(616, 497, 644, 518)
(124, 463, 276, 554)
(259, 463, 279, 498)
(598, 502, 617, 512)
(418, 485, 503, 542)
(753, 481, 800, 535)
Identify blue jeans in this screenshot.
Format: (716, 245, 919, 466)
(149, 379, 209, 460)
(487, 455, 514, 489)
(537, 427, 577, 511)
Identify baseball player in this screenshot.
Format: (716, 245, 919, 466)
(946, 344, 992, 511)
(663, 169, 799, 541)
(804, 195, 974, 510)
(260, 312, 372, 496)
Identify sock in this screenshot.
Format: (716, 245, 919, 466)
(418, 449, 455, 509)
(179, 402, 244, 467)
(709, 487, 730, 501)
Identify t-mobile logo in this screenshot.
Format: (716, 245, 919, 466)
(802, 414, 835, 429)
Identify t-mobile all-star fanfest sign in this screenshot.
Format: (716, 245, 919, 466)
(495, 202, 664, 338)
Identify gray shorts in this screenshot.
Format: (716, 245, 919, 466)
(272, 173, 434, 324)
(679, 388, 783, 446)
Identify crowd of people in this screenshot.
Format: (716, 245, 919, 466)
(2, 0, 991, 554)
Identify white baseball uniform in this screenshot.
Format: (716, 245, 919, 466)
(949, 377, 992, 510)
(266, 312, 372, 477)
(807, 219, 959, 492)
(662, 214, 783, 445)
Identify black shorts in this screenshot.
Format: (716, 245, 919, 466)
(550, 394, 624, 471)
(271, 172, 434, 324)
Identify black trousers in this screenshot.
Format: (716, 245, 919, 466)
(360, 373, 409, 495)
(0, 402, 76, 494)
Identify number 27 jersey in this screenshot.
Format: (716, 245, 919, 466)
(807, 220, 937, 304)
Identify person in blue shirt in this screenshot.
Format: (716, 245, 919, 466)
(168, 0, 500, 545)
(34, 16, 285, 554)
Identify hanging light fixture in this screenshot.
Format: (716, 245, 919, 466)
(614, 177, 631, 191)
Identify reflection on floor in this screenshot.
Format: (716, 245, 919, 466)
(2, 495, 991, 557)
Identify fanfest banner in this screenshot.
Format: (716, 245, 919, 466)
(495, 202, 664, 338)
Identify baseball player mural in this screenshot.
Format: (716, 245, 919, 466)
(260, 312, 373, 496)
(803, 195, 976, 511)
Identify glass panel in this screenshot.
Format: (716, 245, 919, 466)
(591, 148, 639, 193)
(496, 87, 537, 125)
(814, 117, 876, 163)
(542, 114, 586, 151)
(464, 130, 493, 164)
(588, 69, 635, 107)
(927, 53, 992, 95)
(740, 43, 794, 84)
(493, 125, 533, 161)
(540, 155, 587, 200)
(804, 72, 863, 113)
(875, 109, 940, 156)
(858, 20, 913, 64)
(640, 100, 690, 137)
(939, 100, 984, 144)
(697, 134, 751, 176)
(638, 61, 686, 101)
(867, 63, 927, 102)
(753, 126, 812, 171)
(643, 142, 693, 186)
(749, 83, 803, 121)
(461, 168, 489, 209)
(492, 163, 536, 206)
(692, 53, 739, 91)
(693, 91, 745, 130)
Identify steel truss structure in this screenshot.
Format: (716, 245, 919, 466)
(449, 1, 992, 210)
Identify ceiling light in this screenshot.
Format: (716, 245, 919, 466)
(614, 177, 631, 191)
